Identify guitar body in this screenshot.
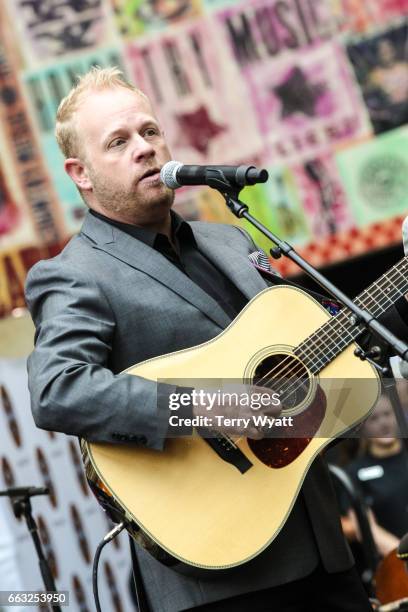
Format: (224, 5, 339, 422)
(84, 286, 380, 569)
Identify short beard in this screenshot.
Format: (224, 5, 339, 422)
(86, 163, 174, 224)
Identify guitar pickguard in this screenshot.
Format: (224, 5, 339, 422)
(248, 386, 326, 468)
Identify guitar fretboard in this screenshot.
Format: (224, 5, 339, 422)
(294, 256, 408, 373)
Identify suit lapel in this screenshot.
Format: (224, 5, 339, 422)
(80, 212, 232, 329)
(192, 225, 268, 301)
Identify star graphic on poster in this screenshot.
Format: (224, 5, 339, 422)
(175, 105, 226, 155)
(273, 67, 326, 118)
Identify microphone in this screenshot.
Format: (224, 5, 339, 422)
(160, 161, 269, 190)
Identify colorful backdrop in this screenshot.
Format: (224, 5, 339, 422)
(0, 3, 407, 610)
(0, 0, 407, 316)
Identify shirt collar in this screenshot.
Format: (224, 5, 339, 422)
(89, 208, 195, 249)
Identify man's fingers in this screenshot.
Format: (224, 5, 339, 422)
(246, 427, 264, 440)
(262, 402, 282, 416)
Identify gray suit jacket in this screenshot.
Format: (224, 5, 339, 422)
(25, 212, 353, 612)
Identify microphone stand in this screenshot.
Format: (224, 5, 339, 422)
(328, 464, 379, 595)
(0, 486, 62, 612)
(211, 179, 408, 443)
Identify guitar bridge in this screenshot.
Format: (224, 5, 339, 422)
(197, 428, 253, 474)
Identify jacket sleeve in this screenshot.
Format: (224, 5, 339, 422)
(25, 258, 173, 450)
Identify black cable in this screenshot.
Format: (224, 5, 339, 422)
(92, 521, 128, 612)
(129, 535, 151, 612)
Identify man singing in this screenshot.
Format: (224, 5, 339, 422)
(25, 67, 375, 611)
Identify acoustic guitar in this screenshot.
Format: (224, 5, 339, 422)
(82, 256, 408, 570)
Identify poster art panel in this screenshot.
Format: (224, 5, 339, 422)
(0, 161, 23, 243)
(251, 165, 311, 248)
(229, 39, 371, 163)
(171, 165, 310, 255)
(23, 47, 126, 235)
(126, 18, 263, 164)
(217, 0, 338, 67)
(6, 0, 114, 64)
(347, 24, 408, 135)
(234, 165, 310, 253)
(376, 0, 408, 19)
(332, 0, 408, 35)
(111, 0, 202, 38)
(0, 243, 67, 319)
(336, 126, 408, 227)
(202, 0, 241, 12)
(328, 0, 366, 34)
(0, 152, 39, 253)
(292, 152, 353, 239)
(0, 18, 65, 249)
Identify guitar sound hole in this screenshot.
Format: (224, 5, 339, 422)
(253, 353, 310, 412)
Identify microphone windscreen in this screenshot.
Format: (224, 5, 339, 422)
(160, 161, 182, 189)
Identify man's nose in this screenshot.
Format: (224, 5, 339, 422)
(132, 134, 155, 161)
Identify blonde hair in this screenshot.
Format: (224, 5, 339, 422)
(55, 66, 148, 158)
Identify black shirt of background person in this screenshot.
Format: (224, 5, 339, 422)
(346, 448, 408, 538)
(90, 209, 248, 318)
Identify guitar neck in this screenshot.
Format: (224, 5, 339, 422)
(294, 256, 408, 373)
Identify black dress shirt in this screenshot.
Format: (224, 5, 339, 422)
(90, 209, 247, 319)
(89, 208, 249, 436)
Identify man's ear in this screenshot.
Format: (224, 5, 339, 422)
(64, 158, 92, 191)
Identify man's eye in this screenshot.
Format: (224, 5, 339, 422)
(109, 138, 126, 147)
(144, 128, 159, 137)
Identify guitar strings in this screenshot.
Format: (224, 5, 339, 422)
(299, 266, 408, 372)
(253, 266, 408, 407)
(263, 261, 407, 381)
(296, 262, 408, 369)
(225, 262, 408, 447)
(255, 264, 407, 392)
(305, 268, 408, 368)
(258, 278, 407, 407)
(255, 261, 407, 388)
(258, 276, 406, 407)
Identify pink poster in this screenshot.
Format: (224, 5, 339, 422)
(0, 164, 21, 239)
(125, 17, 264, 164)
(225, 38, 371, 163)
(336, 0, 408, 34)
(218, 0, 338, 65)
(292, 152, 353, 239)
(377, 0, 408, 17)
